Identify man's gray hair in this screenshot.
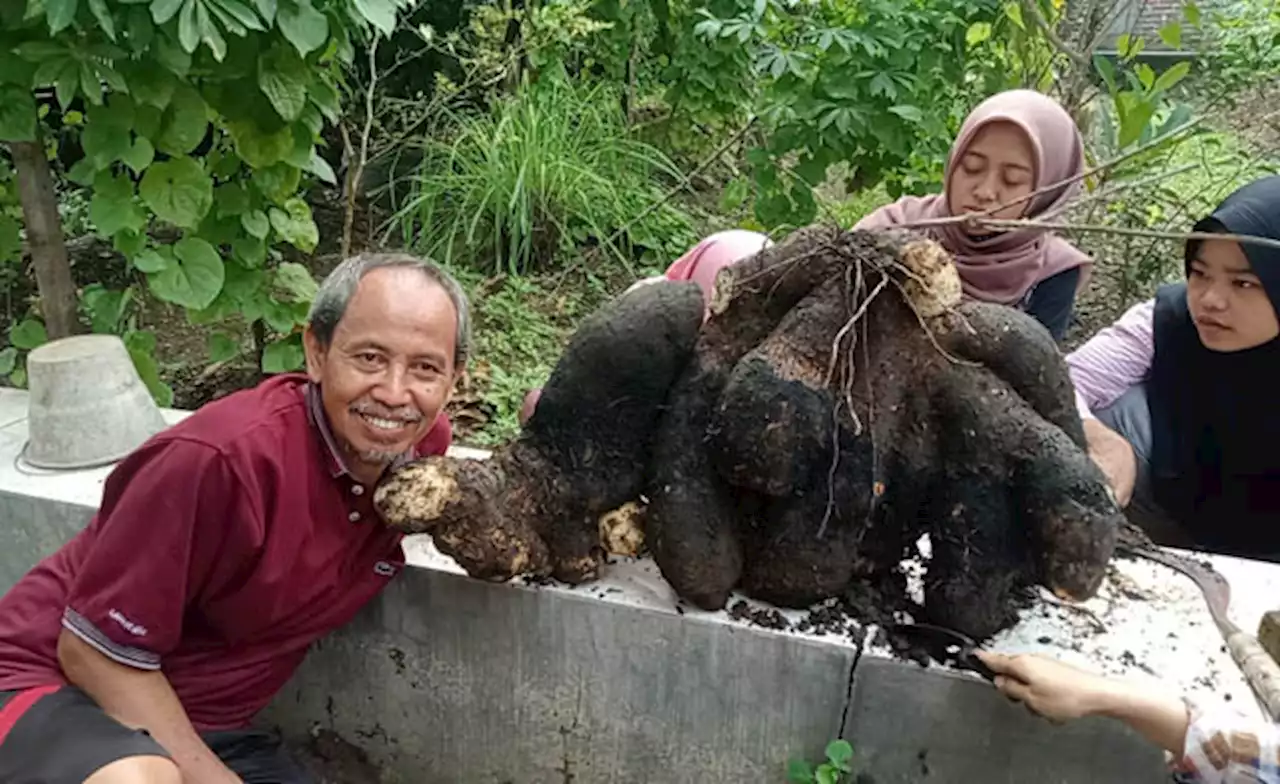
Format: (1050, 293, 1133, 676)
(308, 252, 472, 367)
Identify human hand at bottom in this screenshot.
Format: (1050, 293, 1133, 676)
(974, 651, 1114, 723)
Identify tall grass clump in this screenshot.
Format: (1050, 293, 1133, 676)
(397, 75, 692, 275)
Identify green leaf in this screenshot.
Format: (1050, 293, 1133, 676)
(54, 60, 79, 109)
(195, 0, 227, 60)
(352, 0, 395, 35)
(1153, 61, 1192, 94)
(125, 329, 172, 406)
(228, 118, 292, 168)
(80, 121, 132, 167)
(232, 235, 266, 267)
(211, 0, 263, 29)
(151, 0, 183, 24)
(122, 137, 155, 174)
(276, 0, 327, 55)
(888, 104, 923, 122)
(9, 366, 25, 388)
(815, 767, 836, 784)
(79, 62, 102, 105)
(0, 214, 21, 263)
(67, 157, 99, 186)
(81, 284, 131, 333)
(223, 260, 265, 302)
(156, 84, 208, 155)
(271, 261, 316, 302)
(1158, 21, 1182, 49)
(1117, 94, 1156, 148)
(241, 209, 269, 238)
(90, 173, 147, 235)
(88, 0, 117, 39)
(786, 758, 816, 784)
(113, 228, 147, 259)
(253, 161, 300, 202)
(215, 182, 249, 217)
(258, 46, 309, 121)
(10, 318, 48, 350)
(140, 157, 213, 228)
(252, 0, 275, 23)
(133, 247, 173, 273)
(1183, 1, 1200, 27)
(262, 334, 304, 373)
(868, 72, 895, 99)
(1003, 1, 1024, 30)
(0, 347, 16, 376)
(148, 236, 224, 309)
(268, 197, 317, 252)
(208, 331, 239, 362)
(1116, 33, 1132, 58)
(126, 7, 155, 53)
(45, 0, 78, 34)
(0, 85, 36, 141)
(965, 21, 991, 47)
(0, 51, 37, 87)
(305, 150, 335, 185)
(825, 740, 854, 772)
(1136, 63, 1155, 90)
(129, 67, 176, 109)
(155, 33, 192, 76)
(308, 78, 339, 122)
(1093, 55, 1117, 94)
(178, 0, 198, 52)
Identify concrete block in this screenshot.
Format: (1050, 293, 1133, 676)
(260, 565, 857, 783)
(844, 657, 1168, 784)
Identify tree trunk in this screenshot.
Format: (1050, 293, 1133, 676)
(9, 138, 78, 339)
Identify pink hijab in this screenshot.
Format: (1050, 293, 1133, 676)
(855, 89, 1091, 305)
(664, 229, 774, 304)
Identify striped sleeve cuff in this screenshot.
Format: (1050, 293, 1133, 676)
(61, 607, 162, 671)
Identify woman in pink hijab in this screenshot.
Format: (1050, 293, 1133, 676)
(518, 229, 774, 425)
(856, 89, 1091, 341)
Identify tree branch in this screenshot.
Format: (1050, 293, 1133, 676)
(1022, 0, 1090, 69)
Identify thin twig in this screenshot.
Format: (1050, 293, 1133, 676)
(1022, 0, 1090, 68)
(975, 218, 1280, 254)
(599, 117, 758, 251)
(342, 37, 379, 258)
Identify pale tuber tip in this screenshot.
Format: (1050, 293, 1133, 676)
(373, 459, 461, 533)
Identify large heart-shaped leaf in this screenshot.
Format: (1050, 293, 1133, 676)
(90, 173, 148, 236)
(10, 318, 48, 350)
(156, 84, 209, 155)
(258, 45, 309, 121)
(277, 0, 328, 56)
(271, 262, 317, 303)
(140, 157, 213, 228)
(147, 236, 225, 309)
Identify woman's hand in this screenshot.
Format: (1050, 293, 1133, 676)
(975, 650, 1192, 755)
(1082, 418, 1137, 507)
(974, 651, 1114, 723)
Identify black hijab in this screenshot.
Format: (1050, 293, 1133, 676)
(1148, 175, 1280, 558)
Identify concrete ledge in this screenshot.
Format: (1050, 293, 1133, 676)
(0, 388, 1274, 782)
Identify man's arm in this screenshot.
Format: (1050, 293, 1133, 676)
(59, 438, 253, 783)
(57, 631, 241, 783)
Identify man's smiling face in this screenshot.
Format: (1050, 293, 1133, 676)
(304, 266, 459, 484)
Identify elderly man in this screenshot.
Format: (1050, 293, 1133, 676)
(0, 252, 468, 783)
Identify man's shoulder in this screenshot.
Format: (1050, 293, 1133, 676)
(155, 373, 310, 458)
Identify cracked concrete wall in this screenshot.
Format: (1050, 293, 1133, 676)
(260, 566, 857, 783)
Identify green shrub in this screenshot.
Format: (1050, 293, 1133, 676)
(397, 74, 692, 276)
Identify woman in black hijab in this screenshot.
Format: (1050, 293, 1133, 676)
(1067, 175, 1280, 560)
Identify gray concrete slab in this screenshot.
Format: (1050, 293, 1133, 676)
(260, 565, 857, 783)
(844, 656, 1168, 784)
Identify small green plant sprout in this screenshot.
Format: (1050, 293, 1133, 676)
(787, 739, 855, 784)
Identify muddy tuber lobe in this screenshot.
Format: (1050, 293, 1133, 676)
(374, 280, 706, 583)
(649, 227, 1121, 639)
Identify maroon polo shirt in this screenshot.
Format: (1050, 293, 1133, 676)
(0, 373, 450, 730)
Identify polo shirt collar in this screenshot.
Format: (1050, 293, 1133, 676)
(304, 383, 417, 480)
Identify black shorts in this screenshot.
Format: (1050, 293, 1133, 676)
(0, 686, 314, 784)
